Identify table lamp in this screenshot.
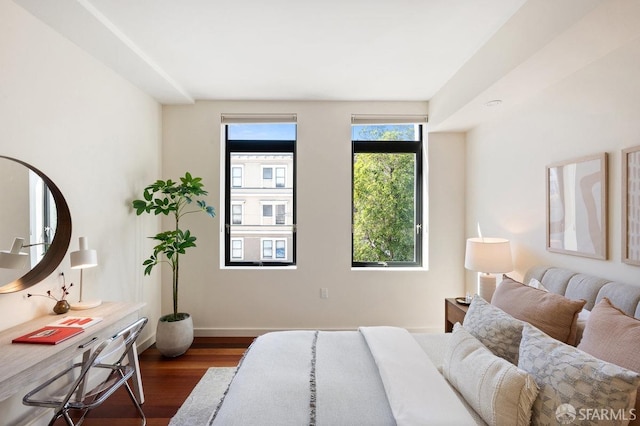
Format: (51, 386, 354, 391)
(70, 237, 100, 310)
(464, 237, 513, 302)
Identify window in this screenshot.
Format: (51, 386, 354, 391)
(276, 167, 285, 188)
(262, 166, 286, 188)
(224, 117, 296, 266)
(276, 204, 285, 225)
(232, 203, 243, 225)
(231, 166, 243, 188)
(352, 121, 424, 267)
(29, 171, 56, 267)
(261, 202, 287, 225)
(262, 238, 286, 260)
(262, 167, 273, 186)
(231, 238, 244, 260)
(276, 239, 286, 258)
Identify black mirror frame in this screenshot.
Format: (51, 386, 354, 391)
(0, 156, 72, 293)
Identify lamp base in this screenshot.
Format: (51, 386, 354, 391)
(70, 299, 102, 310)
(478, 274, 497, 302)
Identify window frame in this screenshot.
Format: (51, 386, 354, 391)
(224, 126, 296, 267)
(351, 124, 424, 268)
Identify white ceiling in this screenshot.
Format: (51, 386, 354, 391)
(14, 0, 526, 104)
(12, 0, 640, 131)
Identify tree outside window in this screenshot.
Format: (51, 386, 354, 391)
(352, 125, 423, 267)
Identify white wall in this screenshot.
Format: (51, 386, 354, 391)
(464, 35, 640, 291)
(0, 1, 161, 423)
(162, 101, 466, 336)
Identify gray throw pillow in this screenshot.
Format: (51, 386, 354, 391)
(462, 296, 524, 364)
(518, 324, 640, 426)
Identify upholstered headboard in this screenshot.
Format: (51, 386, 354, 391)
(523, 266, 640, 319)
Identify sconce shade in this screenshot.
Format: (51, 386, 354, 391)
(464, 237, 513, 273)
(70, 237, 97, 269)
(0, 237, 28, 269)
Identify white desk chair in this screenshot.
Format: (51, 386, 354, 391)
(23, 317, 148, 426)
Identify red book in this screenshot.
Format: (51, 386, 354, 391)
(12, 326, 84, 345)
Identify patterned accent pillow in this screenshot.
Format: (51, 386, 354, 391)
(462, 296, 524, 364)
(443, 324, 538, 426)
(518, 324, 640, 426)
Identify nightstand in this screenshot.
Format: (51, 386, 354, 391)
(444, 298, 469, 332)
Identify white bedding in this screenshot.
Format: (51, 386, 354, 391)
(208, 327, 480, 426)
(361, 327, 478, 425)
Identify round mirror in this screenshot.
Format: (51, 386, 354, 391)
(0, 156, 71, 293)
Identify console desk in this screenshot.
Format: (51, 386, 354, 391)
(0, 301, 145, 403)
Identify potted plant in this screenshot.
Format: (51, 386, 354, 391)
(132, 172, 215, 357)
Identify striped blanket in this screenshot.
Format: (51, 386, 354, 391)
(209, 327, 477, 425)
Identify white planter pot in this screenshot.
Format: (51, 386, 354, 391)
(155, 313, 194, 357)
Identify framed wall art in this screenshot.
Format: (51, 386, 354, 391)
(546, 153, 607, 259)
(622, 145, 640, 265)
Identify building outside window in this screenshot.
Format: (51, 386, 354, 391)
(224, 117, 296, 266)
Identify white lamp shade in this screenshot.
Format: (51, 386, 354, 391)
(70, 237, 98, 269)
(0, 237, 28, 269)
(464, 237, 513, 273)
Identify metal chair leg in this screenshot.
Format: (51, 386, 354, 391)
(124, 380, 147, 425)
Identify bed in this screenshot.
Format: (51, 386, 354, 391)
(172, 266, 640, 426)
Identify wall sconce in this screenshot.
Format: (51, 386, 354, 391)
(464, 237, 513, 302)
(0, 237, 29, 269)
(70, 237, 100, 310)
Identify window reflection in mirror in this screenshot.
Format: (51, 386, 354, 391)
(28, 171, 56, 268)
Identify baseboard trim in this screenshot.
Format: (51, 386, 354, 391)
(137, 334, 155, 352)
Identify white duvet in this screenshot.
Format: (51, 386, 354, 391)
(361, 326, 477, 425)
(209, 327, 478, 426)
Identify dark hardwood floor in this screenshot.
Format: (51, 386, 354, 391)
(51, 337, 253, 426)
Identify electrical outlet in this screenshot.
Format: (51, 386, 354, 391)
(320, 288, 329, 299)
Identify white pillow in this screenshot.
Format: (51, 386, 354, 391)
(527, 278, 548, 292)
(443, 324, 538, 426)
(578, 308, 591, 322)
(518, 324, 640, 426)
(575, 308, 591, 344)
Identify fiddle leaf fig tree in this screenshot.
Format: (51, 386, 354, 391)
(132, 172, 215, 322)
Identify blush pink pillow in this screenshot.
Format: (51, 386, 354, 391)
(491, 277, 585, 345)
